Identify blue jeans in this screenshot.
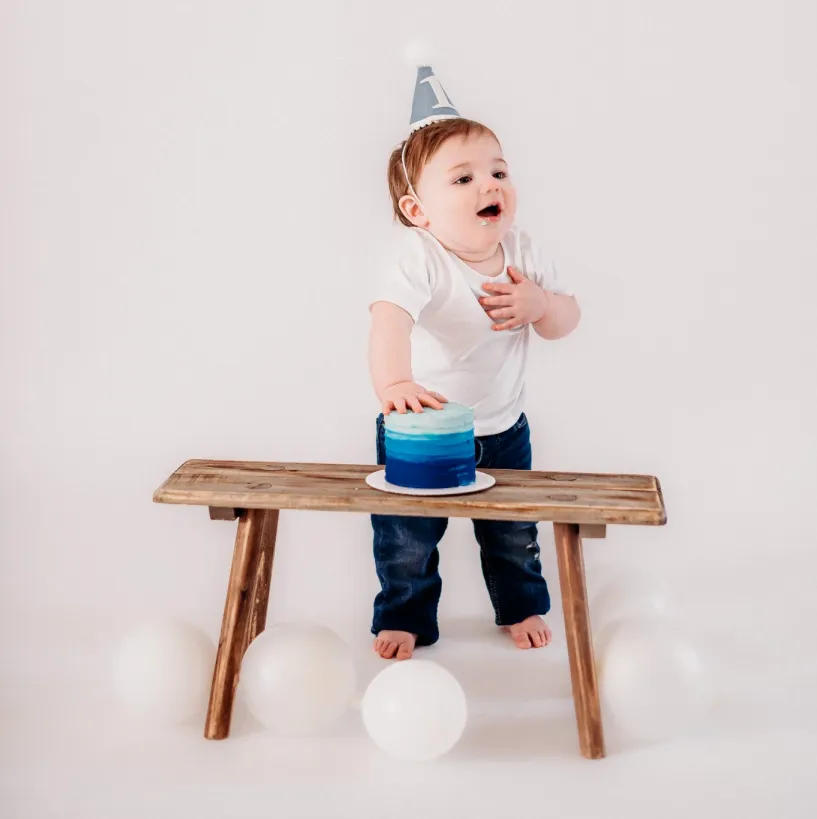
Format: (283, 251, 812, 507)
(371, 412, 551, 646)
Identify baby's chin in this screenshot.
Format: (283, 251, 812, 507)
(460, 222, 512, 250)
(427, 220, 513, 254)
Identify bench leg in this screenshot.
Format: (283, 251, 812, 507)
(243, 509, 279, 649)
(553, 522, 605, 759)
(205, 508, 279, 740)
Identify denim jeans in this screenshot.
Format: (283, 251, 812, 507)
(371, 412, 551, 646)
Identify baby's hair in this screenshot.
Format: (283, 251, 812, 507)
(387, 118, 499, 227)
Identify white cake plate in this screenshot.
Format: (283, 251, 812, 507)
(365, 469, 496, 497)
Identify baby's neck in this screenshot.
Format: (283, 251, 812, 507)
(454, 243, 505, 277)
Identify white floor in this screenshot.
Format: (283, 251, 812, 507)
(2, 611, 815, 819)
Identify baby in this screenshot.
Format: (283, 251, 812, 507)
(368, 61, 581, 660)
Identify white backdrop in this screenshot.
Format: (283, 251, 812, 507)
(2, 1, 815, 662)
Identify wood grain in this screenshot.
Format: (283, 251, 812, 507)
(205, 509, 268, 740)
(554, 522, 605, 759)
(154, 461, 666, 526)
(579, 524, 607, 539)
(242, 509, 279, 651)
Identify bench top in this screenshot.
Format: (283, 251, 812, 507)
(153, 460, 666, 526)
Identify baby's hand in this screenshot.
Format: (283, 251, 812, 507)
(381, 382, 447, 415)
(479, 266, 550, 331)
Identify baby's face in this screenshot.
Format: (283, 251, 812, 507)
(411, 132, 517, 255)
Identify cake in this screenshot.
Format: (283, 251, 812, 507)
(383, 402, 476, 489)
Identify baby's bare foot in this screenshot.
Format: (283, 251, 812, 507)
(373, 630, 417, 660)
(503, 615, 552, 649)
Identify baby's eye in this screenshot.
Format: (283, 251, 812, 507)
(454, 176, 472, 185)
(493, 171, 507, 179)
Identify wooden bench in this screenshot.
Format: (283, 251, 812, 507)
(153, 460, 666, 759)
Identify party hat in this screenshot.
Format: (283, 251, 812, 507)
(405, 41, 461, 133)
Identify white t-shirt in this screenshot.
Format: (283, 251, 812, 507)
(370, 225, 573, 437)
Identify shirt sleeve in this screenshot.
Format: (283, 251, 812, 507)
(368, 229, 434, 322)
(525, 231, 575, 298)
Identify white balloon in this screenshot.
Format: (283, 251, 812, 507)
(112, 616, 215, 725)
(361, 660, 468, 761)
(599, 619, 712, 741)
(590, 577, 674, 630)
(239, 623, 356, 735)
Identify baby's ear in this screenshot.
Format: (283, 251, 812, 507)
(398, 194, 428, 228)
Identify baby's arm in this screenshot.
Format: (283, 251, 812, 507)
(480, 266, 581, 340)
(531, 292, 581, 340)
(369, 302, 447, 414)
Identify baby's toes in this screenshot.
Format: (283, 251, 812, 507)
(514, 630, 532, 649)
(530, 629, 544, 648)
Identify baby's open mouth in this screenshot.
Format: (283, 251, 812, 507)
(477, 204, 502, 219)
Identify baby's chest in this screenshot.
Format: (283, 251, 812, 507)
(421, 271, 521, 342)
(429, 273, 489, 324)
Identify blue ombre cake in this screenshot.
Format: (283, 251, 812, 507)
(384, 403, 476, 490)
